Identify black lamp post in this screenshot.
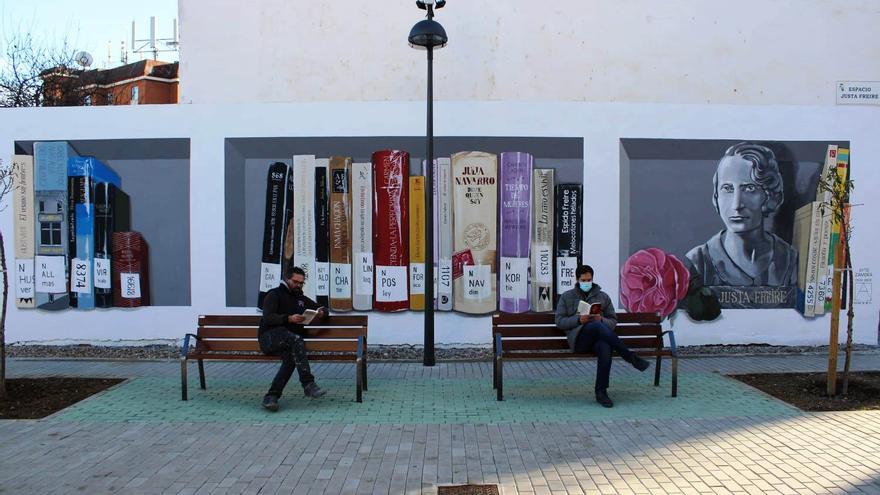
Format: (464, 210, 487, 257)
(409, 0, 447, 367)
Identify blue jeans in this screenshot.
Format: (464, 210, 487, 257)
(574, 321, 635, 392)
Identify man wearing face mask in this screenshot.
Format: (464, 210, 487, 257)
(555, 264, 650, 408)
(259, 265, 327, 411)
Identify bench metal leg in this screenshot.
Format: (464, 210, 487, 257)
(180, 359, 188, 401)
(363, 338, 368, 391)
(492, 351, 497, 389)
(496, 355, 503, 401)
(198, 359, 206, 390)
(671, 357, 678, 398)
(356, 357, 364, 403)
(654, 355, 662, 386)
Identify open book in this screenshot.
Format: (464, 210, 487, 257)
(577, 300, 602, 316)
(301, 308, 322, 325)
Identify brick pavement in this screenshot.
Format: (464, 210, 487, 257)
(2, 355, 879, 494)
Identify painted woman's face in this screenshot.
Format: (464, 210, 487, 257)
(716, 156, 766, 234)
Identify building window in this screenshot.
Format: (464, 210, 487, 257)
(130, 86, 139, 105)
(84, 95, 92, 106)
(107, 92, 114, 105)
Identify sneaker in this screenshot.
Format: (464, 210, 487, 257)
(595, 389, 614, 408)
(630, 355, 650, 372)
(261, 394, 279, 412)
(303, 382, 326, 399)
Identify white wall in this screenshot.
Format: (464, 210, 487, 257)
(1, 101, 878, 346)
(179, 0, 880, 105)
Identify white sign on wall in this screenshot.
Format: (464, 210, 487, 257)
(836, 81, 880, 105)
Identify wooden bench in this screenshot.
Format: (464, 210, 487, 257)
(181, 315, 368, 402)
(492, 312, 677, 400)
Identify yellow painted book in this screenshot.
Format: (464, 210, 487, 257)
(409, 176, 426, 310)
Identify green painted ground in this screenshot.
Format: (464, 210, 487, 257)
(55, 373, 798, 424)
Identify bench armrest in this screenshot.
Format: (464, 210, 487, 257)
(661, 330, 678, 357)
(181, 333, 200, 359)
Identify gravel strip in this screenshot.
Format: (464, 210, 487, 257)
(7, 343, 879, 361)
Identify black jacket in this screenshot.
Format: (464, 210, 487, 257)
(259, 283, 321, 335)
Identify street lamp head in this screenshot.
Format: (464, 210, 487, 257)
(409, 19, 447, 49)
(416, 1, 446, 9)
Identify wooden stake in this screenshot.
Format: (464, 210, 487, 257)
(827, 233, 845, 396)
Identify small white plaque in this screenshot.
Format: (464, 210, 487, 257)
(315, 262, 330, 296)
(534, 244, 553, 283)
(260, 262, 281, 292)
(34, 255, 65, 293)
(120, 272, 142, 299)
(463, 265, 492, 300)
(331, 263, 352, 298)
(94, 258, 111, 289)
(500, 257, 528, 299)
(355, 252, 374, 295)
(14, 259, 34, 299)
(70, 258, 91, 294)
(410, 263, 426, 295)
(375, 265, 407, 302)
(556, 256, 578, 293)
(837, 81, 880, 105)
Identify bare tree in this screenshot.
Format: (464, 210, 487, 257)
(0, 158, 13, 397)
(0, 26, 96, 107)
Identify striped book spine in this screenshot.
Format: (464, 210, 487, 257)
(813, 145, 838, 315)
(451, 151, 498, 314)
(409, 175, 426, 310)
(95, 184, 129, 308)
(293, 155, 317, 301)
(372, 150, 410, 312)
(34, 142, 76, 310)
(555, 184, 583, 304)
(314, 159, 331, 308)
(530, 169, 555, 312)
(352, 162, 374, 311)
(112, 231, 149, 307)
(329, 156, 353, 311)
(827, 148, 850, 311)
(12, 155, 35, 308)
(792, 202, 814, 316)
(498, 152, 532, 313)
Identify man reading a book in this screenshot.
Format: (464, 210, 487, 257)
(259, 266, 327, 411)
(555, 264, 650, 408)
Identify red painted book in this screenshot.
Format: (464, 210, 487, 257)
(112, 231, 150, 307)
(371, 150, 410, 312)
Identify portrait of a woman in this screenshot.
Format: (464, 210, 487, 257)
(685, 142, 798, 287)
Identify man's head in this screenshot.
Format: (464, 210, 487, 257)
(576, 265, 594, 292)
(285, 266, 306, 294)
(712, 142, 784, 234)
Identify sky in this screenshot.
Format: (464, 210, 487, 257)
(1, 0, 179, 69)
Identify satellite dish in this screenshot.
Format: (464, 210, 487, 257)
(75, 51, 94, 68)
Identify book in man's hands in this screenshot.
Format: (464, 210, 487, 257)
(577, 300, 602, 316)
(300, 307, 324, 325)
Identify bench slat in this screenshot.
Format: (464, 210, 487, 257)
(500, 337, 664, 351)
(197, 327, 366, 339)
(493, 312, 660, 325)
(198, 315, 368, 327)
(503, 350, 673, 359)
(187, 353, 358, 362)
(494, 326, 660, 337)
(196, 340, 358, 353)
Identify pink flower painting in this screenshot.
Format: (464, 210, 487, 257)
(620, 248, 690, 317)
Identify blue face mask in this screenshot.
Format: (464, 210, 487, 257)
(579, 281, 593, 293)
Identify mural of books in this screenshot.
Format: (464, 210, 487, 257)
(244, 138, 585, 316)
(10, 139, 182, 311)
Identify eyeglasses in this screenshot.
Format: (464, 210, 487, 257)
(288, 279, 305, 287)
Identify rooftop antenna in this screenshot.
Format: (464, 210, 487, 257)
(131, 16, 179, 61)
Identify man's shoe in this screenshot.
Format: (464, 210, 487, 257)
(595, 390, 614, 408)
(303, 382, 326, 399)
(630, 355, 650, 372)
(261, 394, 279, 412)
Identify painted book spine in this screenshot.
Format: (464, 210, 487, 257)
(410, 175, 426, 310)
(437, 158, 453, 311)
(12, 155, 35, 308)
(792, 202, 813, 316)
(95, 184, 121, 308)
(372, 150, 410, 312)
(352, 162, 374, 311)
(498, 152, 532, 313)
(33, 142, 75, 310)
(530, 169, 555, 312)
(257, 162, 290, 309)
(804, 201, 823, 317)
(329, 156, 353, 311)
(826, 147, 849, 312)
(293, 155, 317, 301)
(813, 146, 838, 315)
(451, 151, 498, 314)
(67, 158, 93, 309)
(112, 231, 149, 307)
(554, 184, 583, 304)
(314, 160, 331, 308)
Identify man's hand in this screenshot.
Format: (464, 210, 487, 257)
(316, 307, 327, 320)
(578, 313, 590, 324)
(588, 313, 602, 322)
(287, 314, 306, 324)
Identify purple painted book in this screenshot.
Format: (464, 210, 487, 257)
(498, 152, 533, 313)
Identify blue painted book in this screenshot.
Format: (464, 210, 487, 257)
(68, 156, 121, 310)
(34, 142, 78, 310)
